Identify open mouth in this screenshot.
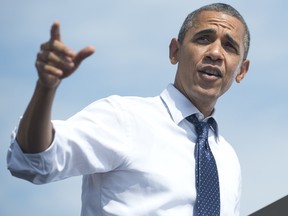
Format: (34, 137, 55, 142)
(198, 66, 222, 78)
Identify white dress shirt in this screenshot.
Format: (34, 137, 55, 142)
(7, 84, 241, 216)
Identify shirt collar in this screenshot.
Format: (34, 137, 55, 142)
(160, 84, 219, 138)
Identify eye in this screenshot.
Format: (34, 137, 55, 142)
(224, 42, 239, 54)
(195, 35, 211, 44)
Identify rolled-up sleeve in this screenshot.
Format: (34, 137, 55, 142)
(7, 126, 59, 184)
(7, 96, 131, 185)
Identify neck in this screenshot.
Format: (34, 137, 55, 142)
(190, 94, 216, 117)
(193, 99, 215, 117)
(173, 83, 216, 118)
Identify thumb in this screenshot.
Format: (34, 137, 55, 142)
(74, 46, 95, 67)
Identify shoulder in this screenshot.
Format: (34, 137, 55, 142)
(83, 94, 164, 115)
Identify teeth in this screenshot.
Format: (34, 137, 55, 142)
(201, 68, 220, 77)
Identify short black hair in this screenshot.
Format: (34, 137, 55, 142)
(178, 3, 250, 59)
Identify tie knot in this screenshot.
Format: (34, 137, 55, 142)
(186, 114, 210, 138)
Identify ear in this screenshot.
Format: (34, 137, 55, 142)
(169, 38, 180, 65)
(236, 59, 250, 83)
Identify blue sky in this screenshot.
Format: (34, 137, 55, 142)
(1, 0, 287, 215)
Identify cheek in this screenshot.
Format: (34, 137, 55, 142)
(180, 44, 202, 63)
(223, 77, 235, 91)
(222, 63, 241, 89)
(177, 55, 196, 76)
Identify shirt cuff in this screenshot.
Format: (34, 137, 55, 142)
(6, 123, 57, 184)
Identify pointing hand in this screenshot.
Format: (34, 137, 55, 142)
(35, 22, 95, 88)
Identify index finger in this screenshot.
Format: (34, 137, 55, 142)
(50, 21, 61, 41)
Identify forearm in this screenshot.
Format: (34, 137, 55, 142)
(15, 22, 94, 153)
(16, 80, 57, 153)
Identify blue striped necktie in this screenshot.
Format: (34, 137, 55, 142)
(186, 114, 220, 216)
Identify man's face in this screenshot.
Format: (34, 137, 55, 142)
(171, 11, 249, 113)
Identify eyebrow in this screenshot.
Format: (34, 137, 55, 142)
(193, 28, 217, 38)
(193, 28, 240, 51)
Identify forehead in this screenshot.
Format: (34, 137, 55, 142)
(189, 11, 245, 43)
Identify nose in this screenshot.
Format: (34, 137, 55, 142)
(204, 40, 224, 63)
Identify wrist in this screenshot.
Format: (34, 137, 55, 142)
(36, 79, 60, 92)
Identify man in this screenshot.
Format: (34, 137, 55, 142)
(7, 3, 250, 216)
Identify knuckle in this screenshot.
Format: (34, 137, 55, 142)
(36, 52, 41, 59)
(40, 43, 45, 50)
(40, 42, 48, 50)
